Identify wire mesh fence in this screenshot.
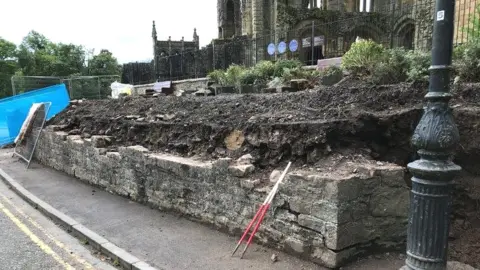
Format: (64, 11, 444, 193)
(10, 75, 121, 100)
(13, 102, 51, 169)
(11, 76, 63, 96)
(0, 74, 14, 99)
(141, 0, 480, 82)
(62, 75, 121, 100)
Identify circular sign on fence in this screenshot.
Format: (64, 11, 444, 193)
(289, 39, 299, 52)
(278, 41, 287, 54)
(267, 43, 276, 56)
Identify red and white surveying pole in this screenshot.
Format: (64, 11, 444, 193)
(231, 162, 292, 259)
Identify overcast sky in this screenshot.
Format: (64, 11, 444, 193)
(0, 0, 218, 64)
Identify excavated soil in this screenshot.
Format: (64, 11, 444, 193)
(48, 79, 480, 267)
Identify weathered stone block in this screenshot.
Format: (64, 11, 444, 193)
(298, 214, 326, 234)
(228, 164, 255, 177)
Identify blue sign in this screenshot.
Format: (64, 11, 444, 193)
(267, 43, 276, 55)
(289, 39, 299, 52)
(278, 41, 287, 54)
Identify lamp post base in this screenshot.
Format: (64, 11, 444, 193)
(400, 261, 478, 270)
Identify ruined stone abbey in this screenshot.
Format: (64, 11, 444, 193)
(151, 0, 476, 81)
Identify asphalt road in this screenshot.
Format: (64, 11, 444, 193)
(0, 172, 116, 270)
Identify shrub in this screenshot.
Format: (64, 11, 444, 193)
(341, 39, 386, 76)
(280, 67, 301, 82)
(320, 65, 343, 77)
(225, 64, 245, 88)
(273, 59, 303, 77)
(453, 44, 466, 60)
(281, 67, 319, 82)
(252, 61, 275, 81)
(371, 47, 409, 84)
(239, 68, 257, 85)
(453, 41, 480, 82)
(207, 70, 227, 85)
(405, 50, 431, 82)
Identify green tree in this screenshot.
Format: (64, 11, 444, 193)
(52, 43, 86, 76)
(0, 37, 17, 98)
(17, 31, 85, 77)
(87, 49, 121, 75)
(0, 37, 16, 60)
(17, 31, 55, 76)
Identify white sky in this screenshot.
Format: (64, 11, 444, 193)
(0, 0, 218, 64)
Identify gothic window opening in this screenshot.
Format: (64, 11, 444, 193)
(224, 0, 235, 38)
(307, 0, 323, 9)
(398, 23, 415, 50)
(359, 0, 373, 12)
(219, 27, 224, 39)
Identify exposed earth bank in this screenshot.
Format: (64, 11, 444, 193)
(48, 80, 480, 268)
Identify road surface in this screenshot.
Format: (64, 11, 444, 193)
(0, 174, 115, 270)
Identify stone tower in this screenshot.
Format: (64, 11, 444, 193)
(193, 28, 199, 48)
(152, 21, 158, 79)
(217, 0, 242, 38)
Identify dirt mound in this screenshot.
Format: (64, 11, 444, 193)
(48, 80, 480, 267)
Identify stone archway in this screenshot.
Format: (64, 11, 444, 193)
(348, 24, 383, 42)
(394, 18, 415, 50)
(343, 23, 384, 52)
(297, 23, 328, 65)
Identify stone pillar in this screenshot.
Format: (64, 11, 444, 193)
(243, 0, 253, 36)
(413, 0, 435, 51)
(252, 0, 264, 62)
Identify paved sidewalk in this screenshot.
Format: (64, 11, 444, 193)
(0, 149, 406, 270)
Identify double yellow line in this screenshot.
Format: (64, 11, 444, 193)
(0, 194, 95, 270)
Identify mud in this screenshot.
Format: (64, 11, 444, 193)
(48, 79, 480, 267)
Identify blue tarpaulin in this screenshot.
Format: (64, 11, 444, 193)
(0, 84, 70, 147)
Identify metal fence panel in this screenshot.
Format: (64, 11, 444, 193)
(13, 102, 51, 169)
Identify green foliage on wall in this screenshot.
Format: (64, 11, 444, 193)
(276, 6, 389, 34)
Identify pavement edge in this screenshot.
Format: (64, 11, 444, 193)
(0, 168, 159, 270)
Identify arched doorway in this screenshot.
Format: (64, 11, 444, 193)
(299, 27, 325, 65)
(224, 0, 235, 38)
(397, 23, 415, 50)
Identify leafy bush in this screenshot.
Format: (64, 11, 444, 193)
(273, 59, 303, 77)
(239, 69, 257, 85)
(281, 67, 319, 82)
(225, 64, 245, 87)
(453, 44, 466, 60)
(453, 41, 480, 82)
(405, 50, 431, 82)
(320, 65, 342, 77)
(371, 47, 410, 84)
(342, 39, 433, 84)
(207, 70, 227, 85)
(252, 61, 275, 81)
(342, 40, 386, 76)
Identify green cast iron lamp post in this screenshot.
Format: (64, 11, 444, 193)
(402, 0, 461, 269)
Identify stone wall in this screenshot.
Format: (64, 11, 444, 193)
(131, 78, 209, 96)
(34, 128, 410, 268)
